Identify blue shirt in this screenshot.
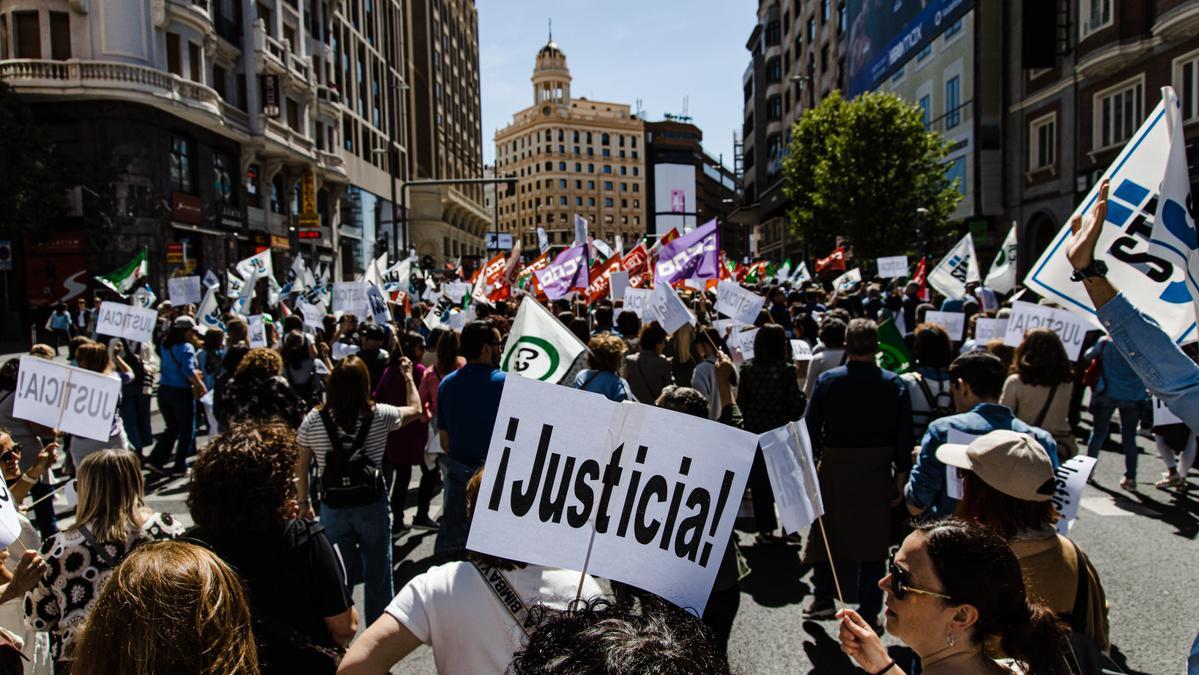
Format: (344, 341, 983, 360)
(1097, 293, 1199, 430)
(436, 363, 506, 466)
(1085, 336, 1147, 403)
(158, 343, 196, 389)
(574, 370, 636, 403)
(905, 402, 1060, 518)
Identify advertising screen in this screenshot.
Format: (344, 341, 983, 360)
(846, 0, 974, 96)
(652, 163, 697, 236)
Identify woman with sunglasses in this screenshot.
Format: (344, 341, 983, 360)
(837, 518, 1071, 675)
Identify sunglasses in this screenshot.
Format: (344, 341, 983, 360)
(888, 557, 952, 602)
(0, 443, 22, 463)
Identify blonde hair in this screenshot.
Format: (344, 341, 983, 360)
(71, 449, 150, 543)
(234, 347, 283, 379)
(71, 540, 259, 675)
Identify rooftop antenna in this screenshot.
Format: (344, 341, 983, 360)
(548, 17, 553, 42)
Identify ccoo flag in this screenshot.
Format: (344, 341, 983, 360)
(928, 233, 980, 300)
(985, 225, 1018, 294)
(534, 244, 589, 300)
(654, 219, 720, 284)
(500, 297, 588, 384)
(1148, 86, 1199, 325)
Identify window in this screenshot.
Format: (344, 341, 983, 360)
(589, 197, 596, 207)
(807, 17, 815, 41)
(559, 161, 567, 170)
(766, 58, 782, 83)
(49, 12, 70, 60)
(287, 98, 300, 132)
(188, 41, 201, 81)
(213, 152, 236, 206)
(891, 65, 905, 83)
(604, 181, 614, 190)
(1029, 112, 1057, 171)
(632, 183, 640, 192)
(166, 32, 182, 75)
(1095, 77, 1143, 149)
(916, 43, 932, 63)
(1081, 0, 1112, 38)
(1175, 51, 1199, 122)
(945, 76, 961, 129)
(14, 11, 39, 59)
(169, 135, 195, 194)
(601, 133, 610, 145)
(620, 183, 628, 192)
(588, 163, 595, 173)
(918, 95, 931, 127)
(767, 95, 783, 121)
(559, 196, 567, 206)
(839, 4, 847, 34)
(588, 180, 596, 189)
(822, 0, 830, 22)
(945, 157, 967, 195)
(620, 166, 627, 175)
(0, 15, 7, 59)
(245, 164, 261, 208)
(765, 20, 781, 47)
(603, 165, 613, 174)
(213, 65, 227, 99)
(602, 149, 611, 158)
(560, 179, 568, 189)
(604, 198, 614, 208)
(943, 18, 963, 40)
(575, 162, 582, 172)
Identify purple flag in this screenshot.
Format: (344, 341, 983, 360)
(654, 219, 720, 284)
(535, 244, 589, 300)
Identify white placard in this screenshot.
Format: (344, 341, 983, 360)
(714, 281, 766, 326)
(248, 315, 268, 348)
(1051, 455, 1098, 534)
(446, 310, 468, 332)
(758, 421, 825, 534)
(790, 339, 813, 361)
(332, 282, 369, 320)
(13, 356, 122, 442)
(924, 311, 965, 341)
(95, 301, 158, 345)
(647, 282, 695, 335)
(297, 300, 325, 329)
(1153, 396, 1183, 427)
(877, 255, 909, 279)
(945, 429, 978, 500)
(711, 319, 735, 339)
(443, 280, 471, 303)
(1003, 300, 1091, 359)
(973, 318, 1008, 344)
(734, 328, 759, 361)
(167, 276, 203, 306)
(0, 474, 22, 548)
(609, 271, 630, 302)
(331, 342, 360, 361)
(622, 287, 651, 318)
(467, 375, 758, 614)
(367, 284, 390, 325)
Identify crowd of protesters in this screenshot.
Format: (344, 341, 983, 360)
(0, 188, 1191, 674)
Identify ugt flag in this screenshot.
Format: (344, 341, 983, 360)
(928, 233, 980, 300)
(500, 297, 587, 384)
(654, 219, 720, 284)
(1148, 86, 1199, 326)
(534, 244, 588, 300)
(1026, 87, 1198, 343)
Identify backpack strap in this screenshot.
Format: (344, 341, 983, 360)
(1034, 383, 1060, 428)
(318, 409, 375, 459)
(318, 409, 345, 454)
(913, 373, 938, 409)
(1065, 538, 1090, 635)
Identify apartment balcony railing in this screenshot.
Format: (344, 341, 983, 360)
(253, 20, 313, 83)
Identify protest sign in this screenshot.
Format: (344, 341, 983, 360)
(248, 315, 267, 348)
(714, 281, 766, 326)
(13, 356, 121, 442)
(877, 255, 909, 279)
(0, 475, 22, 548)
(647, 282, 695, 334)
(1153, 396, 1183, 426)
(790, 339, 813, 361)
(443, 280, 472, 303)
(467, 375, 758, 613)
(622, 288, 651, 318)
(1003, 301, 1091, 359)
(609, 270, 630, 302)
(924, 311, 965, 341)
(1051, 455, 1098, 534)
(832, 268, 862, 293)
(733, 328, 759, 361)
(945, 429, 977, 500)
(95, 301, 157, 345)
(446, 310, 468, 332)
(501, 297, 587, 384)
(297, 300, 325, 329)
(167, 276, 202, 306)
(332, 282, 369, 319)
(331, 342, 360, 361)
(758, 421, 824, 534)
(973, 318, 1008, 344)
(367, 284, 390, 324)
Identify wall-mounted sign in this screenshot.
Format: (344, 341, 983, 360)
(171, 192, 203, 225)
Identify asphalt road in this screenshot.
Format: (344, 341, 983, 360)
(17, 343, 1190, 674)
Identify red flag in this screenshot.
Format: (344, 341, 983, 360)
(815, 247, 847, 273)
(733, 262, 748, 282)
(623, 243, 652, 288)
(911, 256, 930, 302)
(517, 252, 551, 299)
(472, 253, 508, 304)
(586, 255, 624, 303)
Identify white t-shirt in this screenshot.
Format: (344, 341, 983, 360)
(296, 404, 405, 471)
(387, 561, 604, 674)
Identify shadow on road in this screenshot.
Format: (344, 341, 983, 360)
(392, 530, 439, 590)
(739, 539, 810, 608)
(1087, 477, 1198, 540)
(799, 620, 914, 674)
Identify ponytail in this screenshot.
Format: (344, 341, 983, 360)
(997, 602, 1071, 675)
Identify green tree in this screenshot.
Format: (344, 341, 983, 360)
(782, 91, 961, 265)
(0, 81, 70, 235)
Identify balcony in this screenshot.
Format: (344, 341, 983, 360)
(166, 0, 214, 40)
(264, 117, 316, 158)
(315, 85, 342, 119)
(253, 20, 313, 84)
(316, 149, 347, 177)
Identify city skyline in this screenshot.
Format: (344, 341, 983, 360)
(477, 0, 754, 168)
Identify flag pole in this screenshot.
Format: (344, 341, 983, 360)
(788, 423, 844, 607)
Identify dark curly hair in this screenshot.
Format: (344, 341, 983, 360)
(1012, 328, 1073, 386)
(509, 595, 730, 674)
(187, 422, 298, 543)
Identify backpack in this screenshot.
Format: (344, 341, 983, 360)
(914, 372, 955, 421)
(1061, 540, 1125, 674)
(317, 409, 383, 509)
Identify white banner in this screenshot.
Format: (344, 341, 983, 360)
(714, 281, 766, 326)
(95, 301, 157, 345)
(248, 315, 268, 348)
(758, 421, 824, 534)
(297, 300, 325, 330)
(1003, 300, 1092, 359)
(13, 356, 121, 442)
(467, 375, 758, 613)
(924, 311, 965, 341)
(609, 270, 630, 302)
(877, 255, 909, 279)
(622, 287, 651, 318)
(973, 318, 1008, 344)
(928, 233, 980, 300)
(332, 281, 370, 319)
(1051, 455, 1098, 534)
(646, 283, 695, 334)
(167, 276, 202, 306)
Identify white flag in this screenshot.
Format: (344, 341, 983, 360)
(790, 261, 812, 285)
(226, 270, 245, 298)
(985, 225, 1018, 294)
(500, 297, 587, 384)
(758, 421, 824, 534)
(234, 269, 258, 317)
(364, 251, 388, 288)
(290, 254, 309, 293)
(832, 267, 862, 293)
(573, 214, 589, 247)
(536, 227, 550, 254)
(1148, 86, 1199, 323)
(235, 250, 273, 282)
(928, 233, 980, 300)
(593, 238, 613, 259)
(267, 274, 283, 307)
(203, 270, 220, 289)
(196, 286, 222, 332)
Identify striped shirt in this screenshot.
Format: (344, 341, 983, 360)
(297, 404, 406, 471)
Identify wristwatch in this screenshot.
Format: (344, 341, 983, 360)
(1070, 260, 1108, 282)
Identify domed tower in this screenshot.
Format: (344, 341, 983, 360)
(532, 33, 571, 108)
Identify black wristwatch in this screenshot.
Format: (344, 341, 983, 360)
(1070, 260, 1108, 282)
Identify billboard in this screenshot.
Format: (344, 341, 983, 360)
(652, 163, 696, 236)
(847, 0, 974, 96)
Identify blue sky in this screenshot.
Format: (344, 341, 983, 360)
(477, 0, 756, 169)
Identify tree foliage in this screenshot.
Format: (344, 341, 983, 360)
(0, 81, 71, 235)
(782, 91, 961, 263)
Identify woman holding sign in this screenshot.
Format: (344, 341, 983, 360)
(68, 342, 134, 468)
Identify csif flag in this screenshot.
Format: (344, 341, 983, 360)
(985, 225, 1018, 294)
(96, 250, 149, 297)
(875, 318, 913, 373)
(927, 233, 980, 300)
(1148, 86, 1199, 326)
(654, 219, 720, 284)
(500, 297, 588, 384)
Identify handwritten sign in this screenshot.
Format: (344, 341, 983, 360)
(248, 315, 267, 348)
(925, 311, 965, 341)
(646, 283, 695, 335)
(167, 276, 202, 306)
(734, 328, 759, 361)
(622, 288, 651, 319)
(609, 270, 630, 302)
(13, 356, 121, 442)
(790, 339, 813, 361)
(95, 302, 157, 345)
(973, 318, 1008, 344)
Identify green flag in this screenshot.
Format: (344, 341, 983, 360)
(96, 250, 149, 297)
(876, 318, 913, 374)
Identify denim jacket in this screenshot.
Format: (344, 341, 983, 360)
(905, 403, 1060, 518)
(1096, 294, 1199, 430)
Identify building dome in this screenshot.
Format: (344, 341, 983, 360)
(538, 40, 562, 59)
(532, 37, 571, 106)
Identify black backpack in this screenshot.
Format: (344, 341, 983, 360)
(318, 409, 383, 509)
(914, 372, 955, 420)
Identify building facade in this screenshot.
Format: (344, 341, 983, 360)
(494, 38, 647, 255)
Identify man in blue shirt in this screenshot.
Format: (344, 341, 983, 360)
(435, 320, 506, 556)
(906, 351, 1059, 519)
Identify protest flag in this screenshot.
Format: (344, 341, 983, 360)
(586, 254, 624, 303)
(235, 249, 273, 282)
(875, 318, 913, 373)
(815, 246, 847, 274)
(622, 243, 651, 288)
(196, 286, 223, 332)
(131, 286, 156, 309)
(775, 259, 793, 282)
(927, 233, 980, 300)
(500, 297, 588, 384)
(985, 225, 1018, 294)
(96, 250, 149, 297)
(832, 268, 861, 293)
(911, 256, 930, 301)
(1148, 86, 1199, 322)
(790, 261, 812, 285)
(535, 245, 589, 301)
(653, 219, 720, 284)
(758, 421, 825, 534)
